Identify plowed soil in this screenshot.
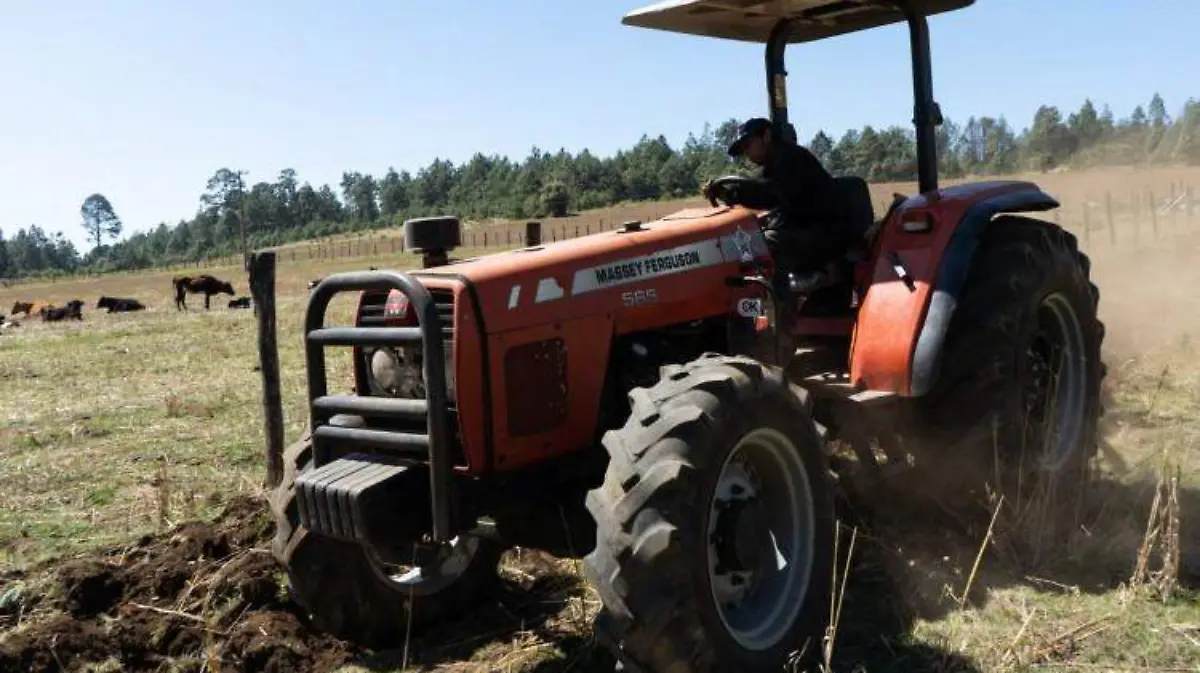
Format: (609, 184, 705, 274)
(0, 497, 361, 673)
(0, 496, 601, 673)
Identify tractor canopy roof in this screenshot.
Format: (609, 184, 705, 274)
(623, 0, 973, 43)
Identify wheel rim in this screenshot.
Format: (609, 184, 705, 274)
(365, 535, 482, 597)
(1025, 292, 1088, 472)
(707, 427, 816, 652)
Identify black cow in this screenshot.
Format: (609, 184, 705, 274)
(173, 275, 235, 311)
(97, 296, 146, 313)
(42, 299, 84, 322)
(228, 296, 252, 309)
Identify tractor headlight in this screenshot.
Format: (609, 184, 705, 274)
(365, 346, 456, 402)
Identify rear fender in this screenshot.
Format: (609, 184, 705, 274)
(849, 182, 1060, 396)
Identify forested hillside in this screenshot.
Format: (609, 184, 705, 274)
(2, 93, 1196, 280)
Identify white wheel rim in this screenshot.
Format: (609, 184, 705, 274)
(706, 427, 816, 652)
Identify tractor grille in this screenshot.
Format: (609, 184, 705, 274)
(357, 288, 455, 337)
(431, 289, 456, 339)
(353, 285, 463, 463)
(356, 291, 388, 327)
(304, 270, 457, 540)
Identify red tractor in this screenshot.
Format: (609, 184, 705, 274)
(265, 1, 1105, 671)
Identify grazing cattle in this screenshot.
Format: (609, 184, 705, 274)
(97, 296, 146, 313)
(41, 299, 84, 322)
(172, 275, 235, 311)
(228, 296, 252, 309)
(13, 301, 54, 316)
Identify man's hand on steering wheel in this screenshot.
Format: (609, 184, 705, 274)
(701, 174, 783, 209)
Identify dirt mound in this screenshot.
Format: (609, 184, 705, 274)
(0, 496, 360, 673)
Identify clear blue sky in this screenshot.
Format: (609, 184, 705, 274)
(1, 0, 1194, 250)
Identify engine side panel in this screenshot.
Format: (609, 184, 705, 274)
(849, 180, 1060, 395)
(486, 314, 613, 471)
(478, 229, 770, 472)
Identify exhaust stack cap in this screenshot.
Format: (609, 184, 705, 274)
(404, 216, 461, 268)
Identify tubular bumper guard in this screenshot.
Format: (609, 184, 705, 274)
(304, 270, 455, 541)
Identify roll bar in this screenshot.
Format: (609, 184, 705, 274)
(765, 1, 942, 193)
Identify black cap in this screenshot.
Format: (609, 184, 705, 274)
(728, 117, 771, 157)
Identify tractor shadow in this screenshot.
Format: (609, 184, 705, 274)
(824, 440, 1199, 672)
(822, 527, 986, 673)
(346, 555, 614, 672)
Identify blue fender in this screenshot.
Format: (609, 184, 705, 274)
(909, 188, 1061, 397)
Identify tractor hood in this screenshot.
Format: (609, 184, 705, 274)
(412, 205, 767, 334)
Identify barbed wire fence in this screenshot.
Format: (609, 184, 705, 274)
(259, 184, 1196, 266)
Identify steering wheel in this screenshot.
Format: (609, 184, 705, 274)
(703, 175, 783, 211)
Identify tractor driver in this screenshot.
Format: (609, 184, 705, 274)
(706, 117, 854, 282)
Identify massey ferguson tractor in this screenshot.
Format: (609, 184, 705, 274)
(265, 1, 1106, 671)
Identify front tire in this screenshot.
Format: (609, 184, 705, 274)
(585, 354, 836, 672)
(269, 433, 503, 648)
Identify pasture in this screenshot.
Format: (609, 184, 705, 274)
(0, 166, 1197, 672)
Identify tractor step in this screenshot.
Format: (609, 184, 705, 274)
(295, 452, 421, 543)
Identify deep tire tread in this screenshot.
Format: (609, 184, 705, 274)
(585, 355, 834, 673)
(919, 214, 1106, 486)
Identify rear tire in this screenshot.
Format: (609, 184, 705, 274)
(585, 354, 835, 672)
(916, 215, 1105, 511)
(269, 432, 503, 648)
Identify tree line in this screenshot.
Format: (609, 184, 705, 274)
(1, 93, 1197, 280)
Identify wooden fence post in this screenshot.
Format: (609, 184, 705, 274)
(1131, 193, 1140, 245)
(1150, 191, 1158, 237)
(1105, 192, 1116, 246)
(249, 251, 285, 488)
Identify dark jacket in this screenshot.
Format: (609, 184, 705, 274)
(761, 141, 848, 226)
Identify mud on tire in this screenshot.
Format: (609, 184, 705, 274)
(916, 215, 1106, 506)
(585, 354, 836, 672)
(268, 431, 503, 649)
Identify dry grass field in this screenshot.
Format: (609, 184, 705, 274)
(0, 166, 1197, 672)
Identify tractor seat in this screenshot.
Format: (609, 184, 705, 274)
(833, 175, 878, 263)
(787, 176, 879, 316)
(834, 176, 875, 242)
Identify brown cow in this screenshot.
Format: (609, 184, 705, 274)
(173, 275, 235, 311)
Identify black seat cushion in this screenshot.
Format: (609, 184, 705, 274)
(833, 175, 875, 241)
